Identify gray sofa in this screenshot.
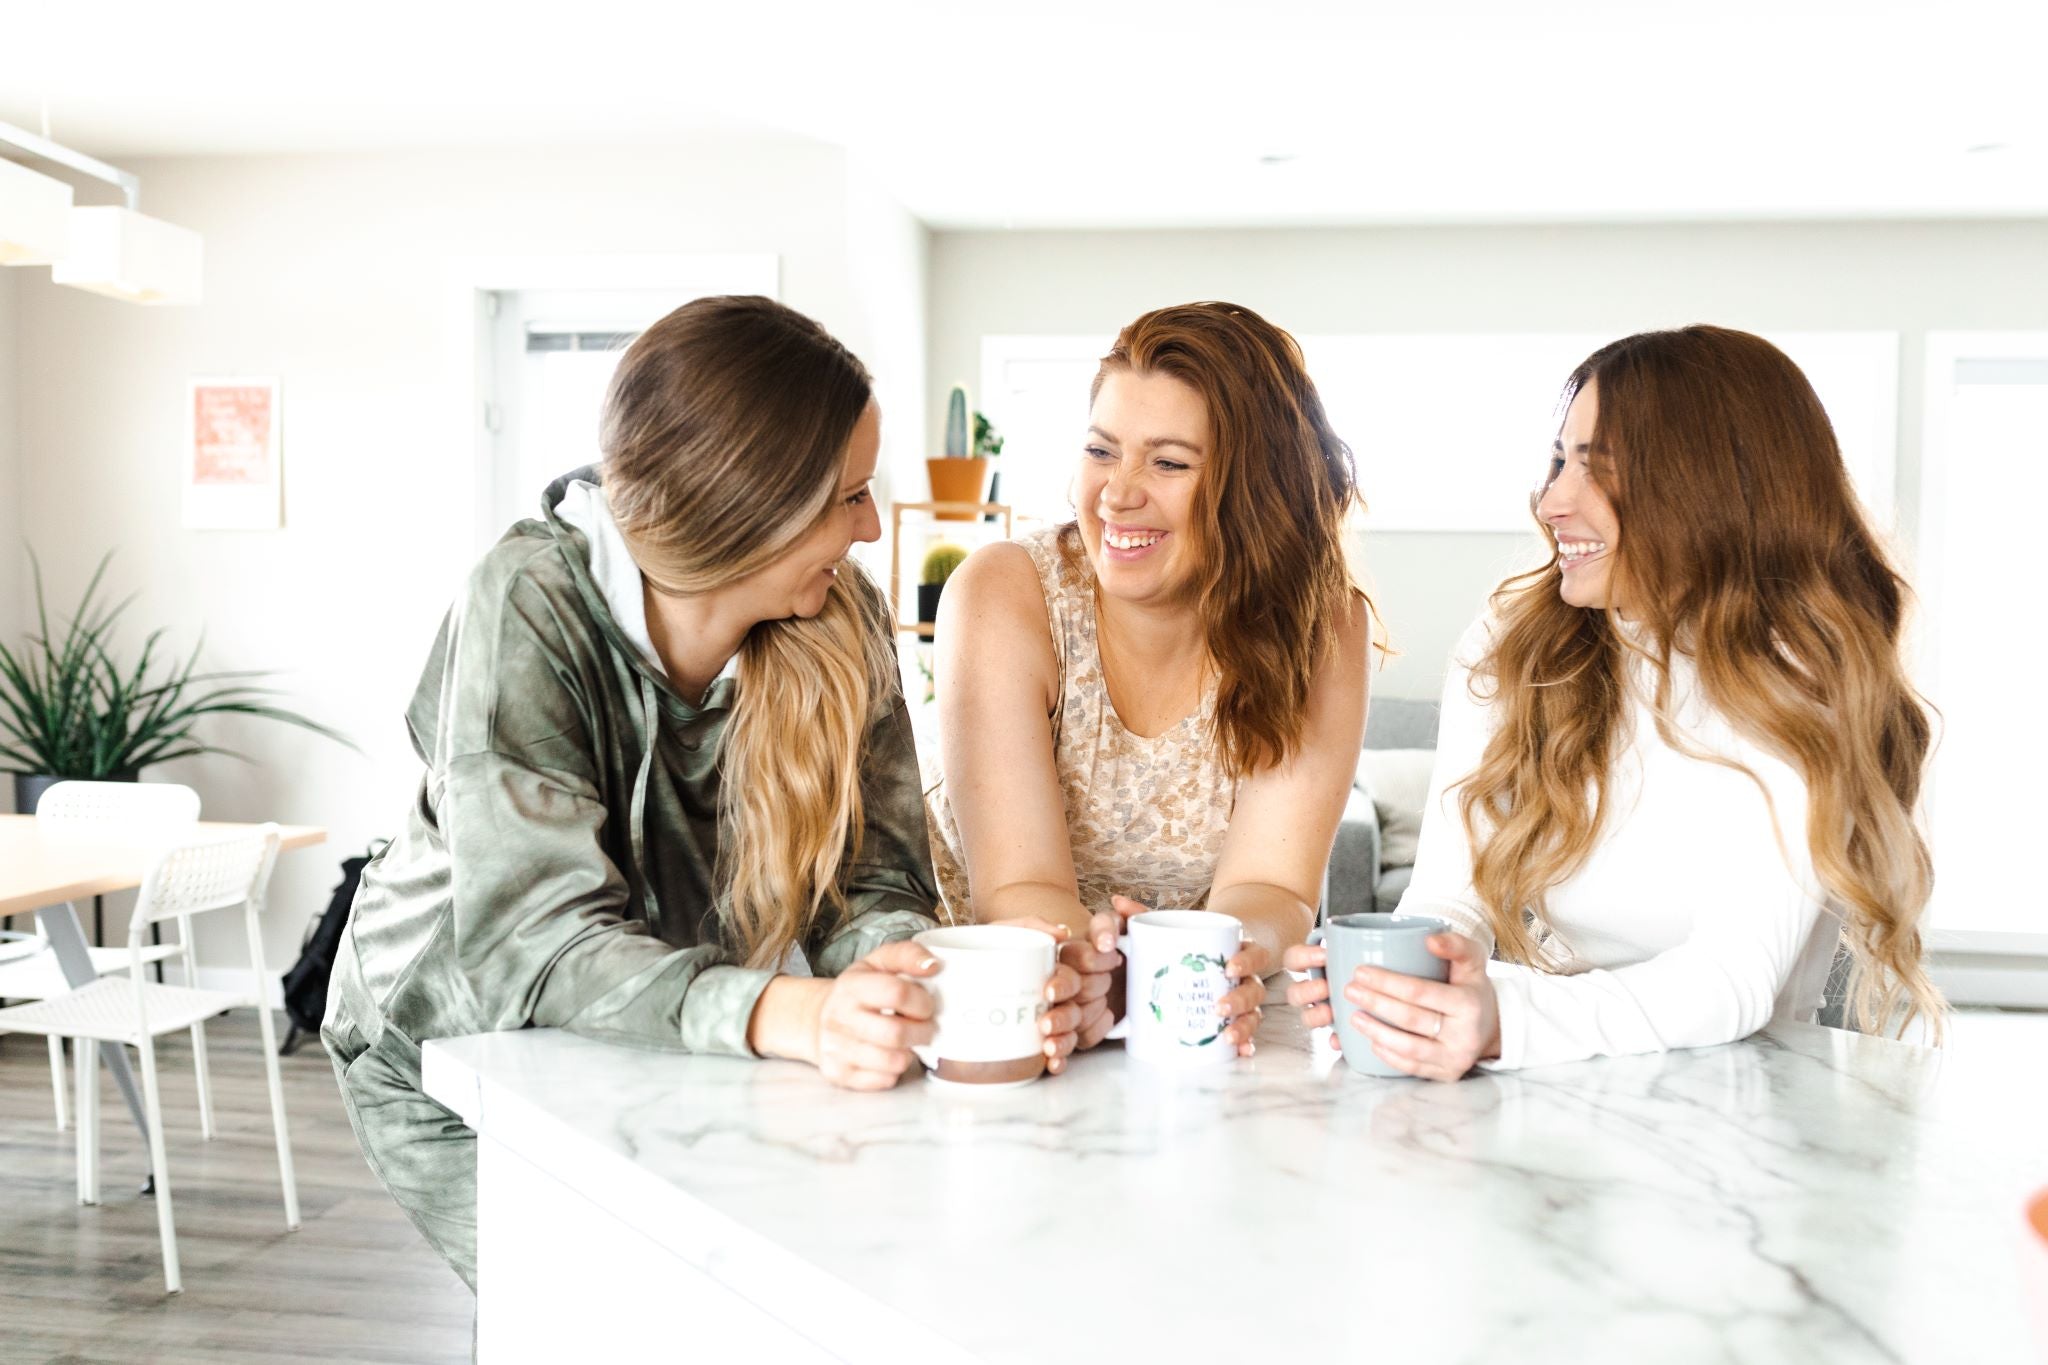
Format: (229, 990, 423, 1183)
(1326, 696, 1441, 918)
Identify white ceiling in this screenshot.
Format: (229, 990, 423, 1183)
(3, 0, 2045, 229)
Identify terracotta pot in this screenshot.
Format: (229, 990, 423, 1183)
(926, 458, 989, 521)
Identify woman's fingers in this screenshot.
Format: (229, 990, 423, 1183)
(835, 1004, 936, 1050)
(1285, 975, 1331, 1009)
(1223, 1008, 1262, 1053)
(1076, 997, 1118, 1049)
(1344, 983, 1447, 1040)
(1087, 909, 1122, 955)
(1227, 939, 1273, 981)
(1044, 963, 1083, 1005)
(1039, 1001, 1083, 1046)
(1280, 941, 1326, 975)
(1061, 936, 1122, 977)
(860, 940, 943, 978)
(826, 1038, 919, 1078)
(1358, 1013, 1466, 1083)
(841, 971, 938, 1021)
(1297, 1002, 1335, 1030)
(1216, 977, 1266, 1022)
(1351, 966, 1464, 1018)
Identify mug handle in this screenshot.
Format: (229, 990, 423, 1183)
(1103, 932, 1134, 1041)
(1302, 925, 1335, 1019)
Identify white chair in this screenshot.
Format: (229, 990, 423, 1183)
(0, 824, 300, 1294)
(0, 781, 198, 1132)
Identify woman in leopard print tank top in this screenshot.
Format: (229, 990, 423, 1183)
(925, 301, 1373, 1057)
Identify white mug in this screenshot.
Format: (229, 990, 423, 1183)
(909, 924, 1056, 1086)
(1108, 910, 1243, 1066)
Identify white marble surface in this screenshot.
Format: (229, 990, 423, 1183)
(424, 1010, 2047, 1364)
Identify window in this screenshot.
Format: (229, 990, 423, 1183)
(1919, 334, 2048, 947)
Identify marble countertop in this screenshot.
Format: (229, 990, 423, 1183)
(424, 1010, 2045, 1363)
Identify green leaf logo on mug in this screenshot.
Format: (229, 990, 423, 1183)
(1149, 951, 1228, 1047)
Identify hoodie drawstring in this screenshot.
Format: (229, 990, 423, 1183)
(629, 671, 660, 928)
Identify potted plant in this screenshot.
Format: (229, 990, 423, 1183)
(926, 384, 989, 521)
(915, 542, 969, 642)
(0, 551, 357, 814)
(973, 411, 1005, 523)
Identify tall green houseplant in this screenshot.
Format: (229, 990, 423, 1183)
(0, 551, 357, 812)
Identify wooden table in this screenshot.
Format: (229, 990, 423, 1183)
(0, 815, 326, 1181)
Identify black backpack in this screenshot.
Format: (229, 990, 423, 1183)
(278, 842, 386, 1056)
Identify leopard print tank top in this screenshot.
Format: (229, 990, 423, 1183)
(925, 526, 1238, 921)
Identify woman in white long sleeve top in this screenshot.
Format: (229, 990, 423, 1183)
(1287, 325, 1945, 1076)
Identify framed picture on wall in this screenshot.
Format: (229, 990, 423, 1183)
(185, 375, 282, 529)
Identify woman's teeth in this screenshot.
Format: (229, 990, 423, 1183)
(1558, 539, 1607, 564)
(1105, 530, 1164, 550)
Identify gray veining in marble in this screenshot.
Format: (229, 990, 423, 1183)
(426, 1010, 2047, 1364)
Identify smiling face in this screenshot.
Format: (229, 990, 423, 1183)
(1077, 370, 1210, 607)
(1537, 380, 1624, 611)
(745, 399, 883, 620)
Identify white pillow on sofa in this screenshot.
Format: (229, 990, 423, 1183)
(1355, 748, 1437, 872)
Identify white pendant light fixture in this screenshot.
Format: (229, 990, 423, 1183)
(0, 116, 203, 306)
(51, 205, 202, 305)
(0, 156, 73, 264)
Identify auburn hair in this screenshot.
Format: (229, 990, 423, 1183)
(1089, 302, 1365, 777)
(601, 295, 897, 970)
(1457, 325, 1942, 1039)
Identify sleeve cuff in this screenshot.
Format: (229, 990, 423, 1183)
(678, 964, 778, 1059)
(1477, 961, 1530, 1072)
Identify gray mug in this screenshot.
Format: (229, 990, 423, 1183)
(1308, 913, 1451, 1077)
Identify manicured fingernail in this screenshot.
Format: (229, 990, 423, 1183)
(1247, 1043, 1257, 1057)
(1045, 985, 1058, 1001)
(1055, 925, 1071, 938)
(1098, 936, 1114, 951)
(918, 957, 937, 970)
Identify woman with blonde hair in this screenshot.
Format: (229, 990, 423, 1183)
(1286, 325, 1943, 1076)
(324, 296, 1084, 1289)
(928, 301, 1372, 1053)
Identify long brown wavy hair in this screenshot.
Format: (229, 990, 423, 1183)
(1088, 302, 1366, 777)
(1457, 325, 1942, 1039)
(601, 296, 897, 970)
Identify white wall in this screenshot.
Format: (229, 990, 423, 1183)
(842, 156, 930, 581)
(928, 220, 2048, 699)
(12, 137, 921, 976)
(0, 265, 17, 758)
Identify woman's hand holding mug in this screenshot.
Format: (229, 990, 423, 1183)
(1284, 928, 1499, 1081)
(1070, 894, 1150, 1049)
(992, 917, 1088, 1073)
(812, 941, 942, 1090)
(1345, 931, 1499, 1081)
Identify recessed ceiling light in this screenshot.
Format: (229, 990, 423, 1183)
(1258, 153, 1298, 166)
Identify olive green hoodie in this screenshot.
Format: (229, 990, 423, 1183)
(327, 467, 940, 1067)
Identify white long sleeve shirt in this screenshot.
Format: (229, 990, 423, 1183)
(1397, 616, 1839, 1071)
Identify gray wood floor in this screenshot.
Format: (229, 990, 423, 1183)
(0, 1012, 471, 1365)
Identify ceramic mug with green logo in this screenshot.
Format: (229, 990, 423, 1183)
(1106, 909, 1244, 1066)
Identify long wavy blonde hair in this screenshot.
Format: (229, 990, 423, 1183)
(1457, 325, 1943, 1040)
(601, 296, 897, 970)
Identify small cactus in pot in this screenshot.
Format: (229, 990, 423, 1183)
(916, 542, 970, 642)
(927, 383, 989, 521)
